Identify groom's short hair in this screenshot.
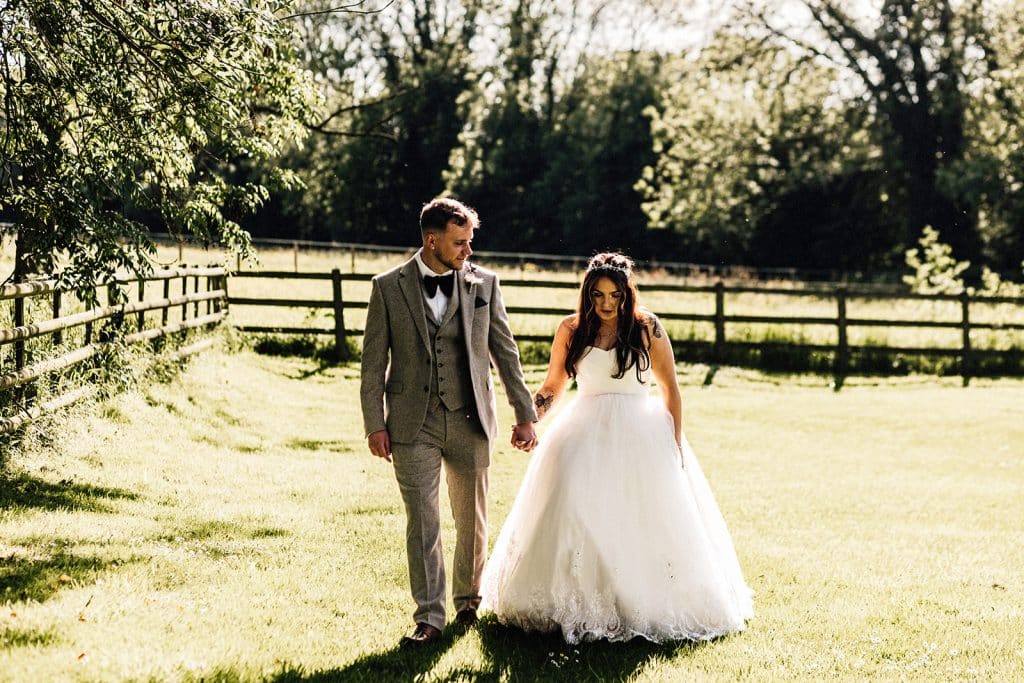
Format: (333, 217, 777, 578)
(420, 198, 479, 236)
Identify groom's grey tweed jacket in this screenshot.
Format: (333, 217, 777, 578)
(360, 258, 536, 466)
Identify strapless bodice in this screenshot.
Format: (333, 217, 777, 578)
(575, 346, 650, 397)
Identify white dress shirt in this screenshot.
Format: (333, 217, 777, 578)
(414, 250, 457, 325)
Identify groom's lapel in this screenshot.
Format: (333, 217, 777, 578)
(458, 268, 476, 349)
(398, 260, 431, 353)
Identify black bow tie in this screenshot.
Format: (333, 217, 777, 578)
(423, 272, 455, 298)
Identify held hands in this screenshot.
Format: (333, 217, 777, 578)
(367, 430, 392, 462)
(511, 422, 538, 452)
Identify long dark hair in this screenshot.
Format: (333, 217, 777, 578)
(564, 252, 651, 382)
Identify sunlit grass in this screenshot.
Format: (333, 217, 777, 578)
(2, 348, 1023, 680)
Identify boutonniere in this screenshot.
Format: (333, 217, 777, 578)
(464, 264, 483, 287)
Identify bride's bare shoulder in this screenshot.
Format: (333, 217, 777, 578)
(552, 314, 578, 343)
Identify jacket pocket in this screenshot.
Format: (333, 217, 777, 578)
(385, 381, 404, 395)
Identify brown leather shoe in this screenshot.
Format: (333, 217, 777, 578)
(455, 608, 478, 627)
(400, 623, 442, 647)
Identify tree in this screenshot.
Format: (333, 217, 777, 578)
(639, 33, 900, 269)
(239, 0, 684, 254)
(943, 0, 1024, 272)
(0, 0, 317, 299)
(445, 0, 665, 256)
(746, 0, 1018, 263)
(248, 0, 486, 245)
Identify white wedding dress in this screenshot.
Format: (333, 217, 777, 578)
(481, 346, 753, 643)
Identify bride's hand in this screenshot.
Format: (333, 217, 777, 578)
(511, 422, 538, 451)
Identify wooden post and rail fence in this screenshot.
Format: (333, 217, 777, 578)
(1, 267, 228, 435)
(229, 270, 1024, 385)
(4, 267, 1024, 434)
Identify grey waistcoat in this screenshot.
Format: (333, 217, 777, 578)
(425, 299, 474, 412)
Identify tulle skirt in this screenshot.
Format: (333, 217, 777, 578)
(481, 392, 753, 643)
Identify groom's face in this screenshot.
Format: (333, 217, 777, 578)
(426, 220, 475, 272)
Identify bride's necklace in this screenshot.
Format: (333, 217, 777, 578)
(595, 327, 617, 348)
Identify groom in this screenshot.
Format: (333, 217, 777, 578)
(360, 197, 538, 646)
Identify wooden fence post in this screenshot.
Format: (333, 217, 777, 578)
(293, 242, 299, 272)
(331, 268, 346, 359)
(961, 290, 972, 386)
(714, 280, 725, 362)
(350, 246, 356, 273)
(14, 296, 25, 371)
(181, 271, 188, 322)
(50, 288, 63, 394)
(834, 286, 848, 390)
(193, 274, 200, 319)
(162, 279, 170, 327)
(52, 289, 63, 346)
(137, 280, 146, 332)
(221, 273, 229, 314)
(101, 282, 118, 345)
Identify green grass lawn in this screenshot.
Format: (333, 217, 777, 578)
(2, 347, 1024, 681)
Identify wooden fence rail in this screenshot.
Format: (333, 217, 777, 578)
(229, 270, 1024, 385)
(0, 267, 228, 434)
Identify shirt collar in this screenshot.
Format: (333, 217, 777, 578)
(414, 249, 455, 279)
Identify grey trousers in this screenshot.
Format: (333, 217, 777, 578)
(392, 397, 490, 630)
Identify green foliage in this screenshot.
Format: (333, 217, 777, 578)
(978, 266, 1024, 297)
(639, 35, 886, 266)
(901, 225, 1024, 298)
(516, 341, 552, 366)
(211, 1, 1024, 280)
(943, 2, 1024, 271)
(8, 0, 1013, 280)
(448, 47, 663, 256)
(247, 1, 668, 258)
(633, 1, 1024, 271)
(903, 226, 970, 295)
(253, 0, 479, 244)
(0, 0, 317, 301)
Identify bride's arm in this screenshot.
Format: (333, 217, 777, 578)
(647, 313, 683, 445)
(533, 316, 575, 420)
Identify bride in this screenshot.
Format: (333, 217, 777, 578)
(481, 252, 753, 643)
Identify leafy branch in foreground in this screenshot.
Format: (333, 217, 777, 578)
(0, 0, 319, 302)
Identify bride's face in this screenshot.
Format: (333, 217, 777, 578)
(590, 277, 623, 325)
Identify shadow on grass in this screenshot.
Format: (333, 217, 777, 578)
(0, 472, 138, 513)
(0, 549, 132, 603)
(156, 518, 290, 543)
(252, 335, 358, 380)
(286, 438, 355, 454)
(0, 624, 59, 648)
(467, 616, 702, 682)
(267, 626, 459, 682)
(292, 360, 341, 381)
(253, 617, 703, 682)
